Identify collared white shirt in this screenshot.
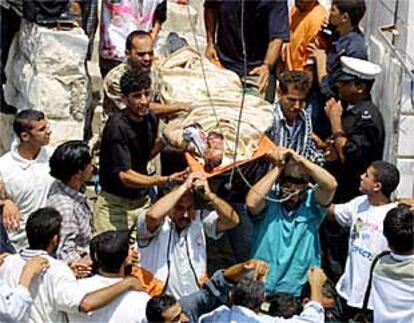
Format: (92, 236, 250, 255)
(199, 302, 325, 323)
(0, 249, 86, 323)
(137, 210, 222, 299)
(0, 282, 32, 322)
(334, 195, 396, 308)
(67, 275, 150, 323)
(0, 145, 54, 251)
(164, 225, 206, 298)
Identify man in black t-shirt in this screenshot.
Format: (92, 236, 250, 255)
(94, 69, 185, 238)
(204, 0, 289, 101)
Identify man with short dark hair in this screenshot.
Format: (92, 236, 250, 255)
(0, 207, 148, 322)
(199, 268, 327, 323)
(308, 0, 368, 97)
(246, 147, 337, 297)
(145, 259, 269, 323)
(95, 69, 185, 236)
(67, 231, 150, 322)
(323, 56, 384, 202)
(137, 172, 239, 298)
(47, 140, 95, 273)
(269, 71, 324, 165)
(0, 254, 49, 322)
(315, 56, 385, 285)
(327, 161, 400, 318)
(0, 109, 54, 251)
(371, 206, 414, 323)
(104, 30, 190, 115)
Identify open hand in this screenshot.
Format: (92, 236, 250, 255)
(2, 199, 22, 232)
(70, 257, 93, 279)
(206, 43, 219, 62)
(169, 169, 189, 184)
(307, 43, 327, 67)
(249, 64, 270, 93)
(23, 257, 50, 277)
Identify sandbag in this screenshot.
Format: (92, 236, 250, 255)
(4, 20, 90, 121)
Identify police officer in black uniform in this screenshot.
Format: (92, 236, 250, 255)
(324, 56, 384, 203)
(318, 56, 384, 281)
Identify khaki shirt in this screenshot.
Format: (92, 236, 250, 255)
(103, 63, 162, 113)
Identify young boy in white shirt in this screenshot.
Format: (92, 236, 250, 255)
(327, 161, 400, 317)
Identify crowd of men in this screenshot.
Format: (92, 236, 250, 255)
(1, 0, 414, 322)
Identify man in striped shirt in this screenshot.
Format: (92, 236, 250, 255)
(268, 71, 324, 165)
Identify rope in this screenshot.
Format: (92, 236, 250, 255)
(184, 1, 316, 203)
(226, 0, 248, 190)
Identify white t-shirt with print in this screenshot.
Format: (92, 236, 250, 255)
(334, 195, 396, 309)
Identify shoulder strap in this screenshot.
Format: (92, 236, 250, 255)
(362, 250, 391, 311)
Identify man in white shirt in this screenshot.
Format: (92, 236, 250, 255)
(68, 230, 150, 323)
(0, 207, 149, 323)
(136, 172, 240, 299)
(371, 205, 414, 323)
(0, 109, 54, 251)
(327, 161, 400, 317)
(0, 254, 49, 322)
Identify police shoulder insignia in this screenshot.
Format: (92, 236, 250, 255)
(361, 110, 372, 119)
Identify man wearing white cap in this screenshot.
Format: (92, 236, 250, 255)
(323, 56, 385, 203)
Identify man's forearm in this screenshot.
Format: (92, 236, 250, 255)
(146, 184, 188, 224)
(246, 165, 282, 215)
(149, 102, 182, 117)
(119, 170, 168, 189)
(150, 21, 162, 40)
(206, 192, 239, 231)
(205, 6, 217, 45)
(79, 278, 137, 313)
(310, 284, 324, 304)
(329, 116, 347, 163)
(264, 38, 283, 66)
(298, 156, 336, 192)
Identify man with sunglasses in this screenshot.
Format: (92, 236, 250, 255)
(246, 147, 337, 298)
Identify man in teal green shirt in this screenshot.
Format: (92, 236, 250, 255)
(246, 148, 337, 296)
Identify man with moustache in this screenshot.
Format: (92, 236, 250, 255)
(94, 69, 185, 238)
(103, 30, 190, 116)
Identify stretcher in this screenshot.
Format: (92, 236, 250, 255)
(185, 135, 276, 178)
